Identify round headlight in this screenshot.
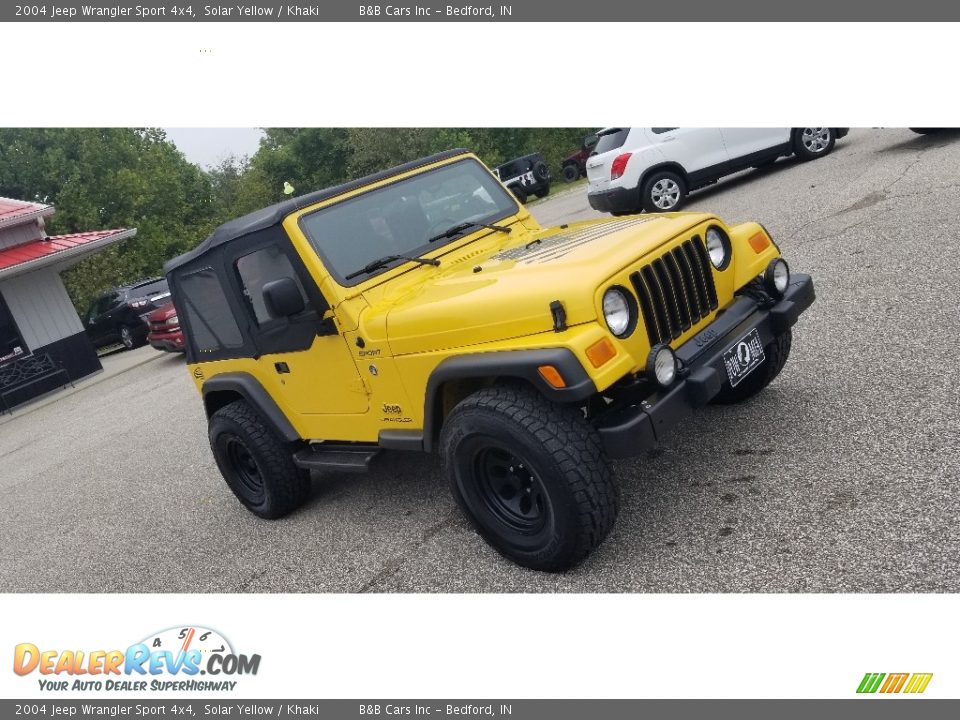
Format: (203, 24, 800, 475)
(764, 258, 790, 296)
(705, 227, 730, 270)
(602, 287, 633, 337)
(646, 344, 677, 387)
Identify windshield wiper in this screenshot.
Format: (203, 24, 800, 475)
(427, 220, 512, 243)
(344, 254, 440, 281)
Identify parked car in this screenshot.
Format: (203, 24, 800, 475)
(492, 153, 550, 203)
(146, 302, 185, 353)
(560, 133, 599, 182)
(587, 127, 849, 214)
(84, 277, 171, 350)
(166, 148, 814, 571)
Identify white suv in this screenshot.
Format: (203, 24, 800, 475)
(586, 127, 848, 214)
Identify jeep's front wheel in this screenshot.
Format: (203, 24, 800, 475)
(209, 400, 311, 518)
(712, 330, 792, 404)
(440, 385, 619, 571)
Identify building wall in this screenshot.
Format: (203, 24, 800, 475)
(0, 268, 84, 349)
(0, 268, 101, 409)
(0, 221, 43, 251)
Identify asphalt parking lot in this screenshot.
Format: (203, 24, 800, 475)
(2, 128, 958, 593)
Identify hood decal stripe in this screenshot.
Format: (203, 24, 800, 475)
(494, 216, 658, 264)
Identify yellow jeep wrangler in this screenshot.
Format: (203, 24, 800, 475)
(165, 149, 814, 571)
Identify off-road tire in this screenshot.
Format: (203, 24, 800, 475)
(562, 164, 580, 182)
(533, 161, 550, 182)
(209, 399, 310, 519)
(793, 128, 835, 160)
(535, 183, 551, 199)
(712, 330, 792, 405)
(440, 384, 619, 571)
(511, 186, 528, 204)
(640, 170, 687, 213)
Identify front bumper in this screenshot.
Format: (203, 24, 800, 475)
(588, 186, 637, 214)
(596, 273, 815, 458)
(148, 329, 185, 352)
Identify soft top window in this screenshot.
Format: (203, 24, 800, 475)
(177, 268, 243, 354)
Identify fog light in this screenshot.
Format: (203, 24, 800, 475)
(764, 258, 790, 296)
(646, 343, 677, 387)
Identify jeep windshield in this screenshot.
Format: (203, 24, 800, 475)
(300, 158, 518, 286)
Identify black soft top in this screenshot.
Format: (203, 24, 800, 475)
(164, 148, 470, 274)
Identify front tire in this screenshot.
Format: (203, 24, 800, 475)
(561, 164, 580, 182)
(535, 183, 550, 199)
(511, 186, 528, 204)
(712, 330, 792, 404)
(793, 128, 835, 160)
(641, 170, 687, 212)
(440, 385, 619, 571)
(209, 400, 310, 519)
(119, 325, 136, 350)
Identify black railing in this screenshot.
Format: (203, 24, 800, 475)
(0, 353, 73, 413)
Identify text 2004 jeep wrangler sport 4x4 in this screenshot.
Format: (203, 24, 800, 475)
(166, 149, 814, 571)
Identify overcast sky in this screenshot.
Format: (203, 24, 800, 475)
(163, 128, 265, 168)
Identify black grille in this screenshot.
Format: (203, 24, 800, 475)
(629, 235, 719, 345)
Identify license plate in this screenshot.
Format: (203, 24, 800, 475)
(722, 328, 765, 388)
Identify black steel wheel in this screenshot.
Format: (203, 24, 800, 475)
(441, 384, 619, 571)
(473, 443, 550, 534)
(209, 400, 310, 518)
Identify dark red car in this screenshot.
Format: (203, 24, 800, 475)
(146, 303, 185, 353)
(560, 133, 600, 182)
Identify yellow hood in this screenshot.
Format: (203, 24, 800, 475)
(363, 213, 715, 356)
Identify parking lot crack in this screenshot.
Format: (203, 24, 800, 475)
(357, 513, 460, 593)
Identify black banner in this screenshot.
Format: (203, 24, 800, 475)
(3, 0, 958, 22)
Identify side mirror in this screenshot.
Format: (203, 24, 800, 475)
(584, 133, 599, 151)
(262, 277, 305, 319)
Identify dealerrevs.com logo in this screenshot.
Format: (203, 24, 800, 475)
(13, 626, 261, 692)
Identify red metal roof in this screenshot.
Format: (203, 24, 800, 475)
(0, 197, 51, 226)
(0, 229, 132, 273)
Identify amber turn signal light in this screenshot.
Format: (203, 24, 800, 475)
(537, 365, 567, 389)
(585, 338, 617, 368)
(749, 232, 771, 253)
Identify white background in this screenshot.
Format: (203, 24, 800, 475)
(1, 20, 958, 701)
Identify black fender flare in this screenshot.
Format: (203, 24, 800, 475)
(202, 372, 300, 443)
(421, 348, 596, 452)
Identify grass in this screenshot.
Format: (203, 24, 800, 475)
(524, 175, 588, 207)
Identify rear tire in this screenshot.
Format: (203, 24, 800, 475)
(641, 170, 687, 213)
(209, 400, 310, 519)
(712, 330, 792, 404)
(441, 385, 619, 571)
(562, 164, 580, 182)
(793, 128, 835, 160)
(511, 186, 528, 204)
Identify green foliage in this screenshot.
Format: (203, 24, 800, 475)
(0, 127, 595, 315)
(0, 128, 216, 314)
